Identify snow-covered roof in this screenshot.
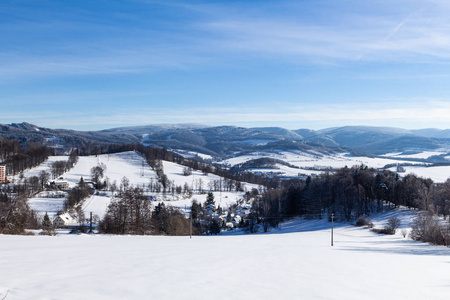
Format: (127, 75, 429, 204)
(55, 213, 74, 223)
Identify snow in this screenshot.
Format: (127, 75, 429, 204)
(81, 194, 112, 219)
(382, 151, 446, 159)
(67, 151, 157, 188)
(279, 152, 416, 169)
(15, 156, 67, 179)
(24, 152, 157, 218)
(18, 152, 157, 188)
(1, 209, 449, 299)
(27, 194, 65, 218)
(222, 151, 450, 182)
(389, 165, 450, 183)
(248, 164, 321, 177)
(233, 139, 276, 145)
(174, 150, 213, 160)
(25, 152, 254, 219)
(161, 160, 255, 190)
(222, 151, 417, 171)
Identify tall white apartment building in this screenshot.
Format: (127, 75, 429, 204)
(0, 166, 6, 183)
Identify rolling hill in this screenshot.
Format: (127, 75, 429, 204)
(1, 122, 450, 159)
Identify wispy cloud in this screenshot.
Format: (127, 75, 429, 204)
(3, 0, 450, 81)
(199, 2, 450, 64)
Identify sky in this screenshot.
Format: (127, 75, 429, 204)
(1, 0, 450, 131)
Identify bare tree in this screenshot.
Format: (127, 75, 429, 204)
(90, 163, 107, 187)
(386, 216, 401, 234)
(51, 161, 66, 179)
(38, 170, 50, 189)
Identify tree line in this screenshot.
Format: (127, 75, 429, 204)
(74, 143, 279, 189)
(99, 187, 194, 235)
(247, 165, 450, 235)
(0, 138, 50, 176)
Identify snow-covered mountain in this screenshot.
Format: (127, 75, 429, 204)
(1, 122, 450, 159)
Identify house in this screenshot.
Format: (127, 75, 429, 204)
(396, 165, 406, 173)
(53, 213, 75, 228)
(52, 180, 69, 190)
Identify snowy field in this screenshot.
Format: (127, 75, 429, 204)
(1, 209, 449, 300)
(222, 150, 450, 183)
(388, 165, 450, 183)
(25, 152, 254, 219)
(382, 150, 447, 159)
(18, 151, 157, 188)
(222, 151, 416, 170)
(24, 152, 157, 218)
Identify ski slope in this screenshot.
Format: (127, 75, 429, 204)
(0, 209, 449, 299)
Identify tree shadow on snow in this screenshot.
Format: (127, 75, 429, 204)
(338, 239, 450, 256)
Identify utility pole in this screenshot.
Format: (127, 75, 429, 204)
(190, 207, 192, 239)
(331, 213, 334, 246)
(89, 212, 93, 234)
(278, 197, 281, 229)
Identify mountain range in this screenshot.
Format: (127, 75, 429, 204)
(1, 122, 450, 159)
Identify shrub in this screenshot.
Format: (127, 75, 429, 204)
(410, 213, 450, 246)
(387, 216, 401, 234)
(371, 227, 395, 235)
(355, 216, 373, 228)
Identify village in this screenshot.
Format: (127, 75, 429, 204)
(2, 151, 258, 234)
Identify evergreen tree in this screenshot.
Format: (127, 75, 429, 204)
(40, 212, 56, 235)
(206, 192, 215, 207)
(209, 218, 220, 235)
(42, 212, 52, 228)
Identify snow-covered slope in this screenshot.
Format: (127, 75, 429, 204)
(24, 152, 255, 218)
(0, 209, 449, 299)
(222, 150, 450, 182)
(19, 151, 157, 188)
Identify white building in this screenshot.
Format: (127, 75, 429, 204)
(0, 165, 5, 183)
(53, 213, 75, 228)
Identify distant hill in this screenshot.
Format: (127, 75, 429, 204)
(0, 122, 141, 148)
(410, 128, 450, 139)
(1, 122, 449, 159)
(304, 126, 448, 155)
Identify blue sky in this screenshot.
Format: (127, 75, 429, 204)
(1, 0, 450, 130)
